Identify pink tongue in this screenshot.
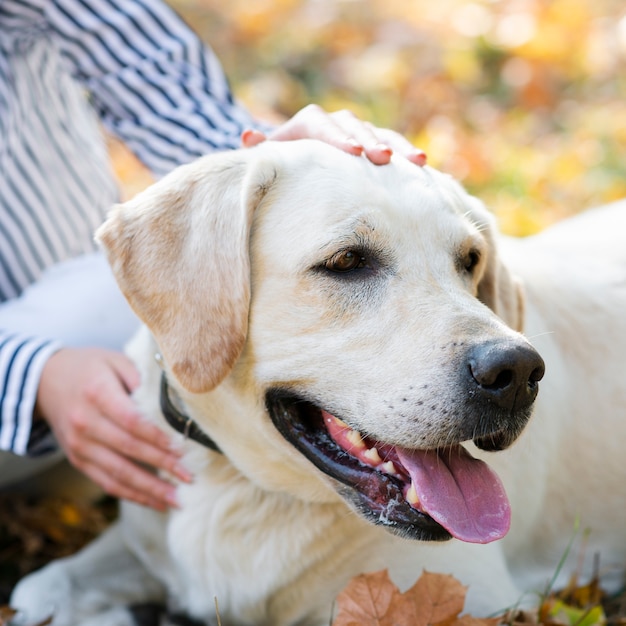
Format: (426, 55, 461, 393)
(396, 445, 510, 544)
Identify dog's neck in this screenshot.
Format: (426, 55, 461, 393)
(159, 367, 223, 454)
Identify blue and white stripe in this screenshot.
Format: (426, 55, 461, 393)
(0, 0, 259, 454)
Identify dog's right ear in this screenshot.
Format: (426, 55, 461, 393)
(96, 149, 278, 394)
(464, 196, 526, 333)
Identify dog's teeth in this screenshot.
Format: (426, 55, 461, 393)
(406, 482, 420, 506)
(363, 447, 382, 464)
(381, 461, 398, 476)
(331, 416, 349, 429)
(346, 429, 365, 450)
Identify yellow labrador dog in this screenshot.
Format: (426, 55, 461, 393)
(12, 141, 626, 625)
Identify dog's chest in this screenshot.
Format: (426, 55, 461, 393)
(158, 467, 379, 625)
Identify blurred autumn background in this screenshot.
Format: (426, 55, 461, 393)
(2, 0, 626, 620)
(113, 0, 626, 236)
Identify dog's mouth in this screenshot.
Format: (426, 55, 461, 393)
(266, 392, 510, 544)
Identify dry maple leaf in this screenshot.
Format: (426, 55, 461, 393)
(333, 570, 501, 626)
(404, 570, 467, 626)
(333, 569, 402, 626)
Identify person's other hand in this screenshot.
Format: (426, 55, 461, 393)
(241, 104, 426, 166)
(36, 347, 192, 511)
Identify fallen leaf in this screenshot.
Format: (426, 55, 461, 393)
(404, 570, 467, 626)
(333, 570, 502, 626)
(0, 605, 53, 626)
(333, 569, 401, 626)
(0, 606, 17, 626)
(454, 616, 502, 626)
(540, 599, 605, 626)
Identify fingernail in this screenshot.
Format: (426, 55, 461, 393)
(151, 501, 168, 513)
(174, 463, 194, 484)
(346, 138, 363, 153)
(375, 143, 393, 155)
(168, 440, 185, 455)
(166, 488, 181, 509)
(412, 150, 428, 166)
(241, 128, 265, 147)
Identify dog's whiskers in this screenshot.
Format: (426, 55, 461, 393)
(525, 330, 555, 341)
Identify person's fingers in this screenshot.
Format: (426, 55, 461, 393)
(62, 403, 189, 508)
(37, 347, 192, 509)
(83, 387, 192, 483)
(79, 366, 192, 483)
(250, 104, 426, 166)
(92, 416, 192, 484)
(74, 442, 179, 511)
(85, 368, 172, 451)
(326, 109, 393, 164)
(369, 126, 427, 166)
(109, 397, 172, 451)
(106, 351, 141, 393)
(266, 104, 365, 155)
(241, 128, 266, 147)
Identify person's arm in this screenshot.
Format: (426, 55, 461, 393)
(0, 332, 61, 456)
(28, 0, 425, 171)
(0, 1, 199, 508)
(37, 0, 260, 176)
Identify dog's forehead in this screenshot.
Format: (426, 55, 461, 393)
(256, 142, 476, 242)
(274, 142, 461, 203)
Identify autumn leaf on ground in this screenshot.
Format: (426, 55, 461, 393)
(333, 570, 500, 626)
(0, 605, 52, 626)
(535, 568, 607, 626)
(0, 606, 17, 626)
(332, 569, 403, 626)
(403, 570, 467, 626)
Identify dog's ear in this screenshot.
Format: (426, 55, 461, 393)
(96, 150, 277, 393)
(466, 197, 526, 332)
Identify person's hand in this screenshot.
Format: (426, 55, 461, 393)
(36, 347, 192, 511)
(241, 104, 426, 166)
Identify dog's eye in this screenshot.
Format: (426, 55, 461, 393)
(325, 250, 367, 273)
(463, 249, 481, 274)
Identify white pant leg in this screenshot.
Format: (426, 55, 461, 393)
(0, 251, 140, 349)
(0, 252, 141, 487)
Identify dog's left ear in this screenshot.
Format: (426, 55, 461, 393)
(96, 149, 277, 393)
(466, 197, 526, 332)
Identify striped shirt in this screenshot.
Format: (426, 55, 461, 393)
(0, 0, 259, 455)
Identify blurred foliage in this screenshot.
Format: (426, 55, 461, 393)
(160, 0, 626, 235)
(0, 495, 117, 604)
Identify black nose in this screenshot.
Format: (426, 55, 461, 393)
(468, 340, 545, 412)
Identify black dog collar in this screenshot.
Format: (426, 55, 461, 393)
(159, 372, 222, 454)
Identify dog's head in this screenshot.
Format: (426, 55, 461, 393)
(97, 140, 544, 545)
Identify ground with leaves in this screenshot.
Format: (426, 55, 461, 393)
(333, 569, 626, 626)
(1, 509, 625, 626)
(0, 494, 116, 606)
(333, 570, 496, 626)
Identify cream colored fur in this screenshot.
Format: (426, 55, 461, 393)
(11, 141, 626, 626)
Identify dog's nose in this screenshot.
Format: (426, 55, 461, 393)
(468, 340, 545, 412)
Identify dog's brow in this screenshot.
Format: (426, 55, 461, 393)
(317, 216, 389, 257)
